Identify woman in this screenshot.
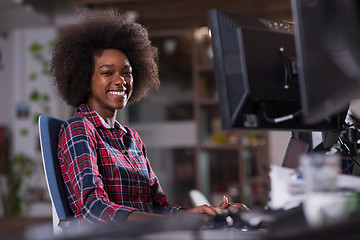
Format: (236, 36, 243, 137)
(51, 9, 247, 227)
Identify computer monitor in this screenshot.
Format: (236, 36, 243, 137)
(291, 0, 360, 125)
(207, 9, 347, 131)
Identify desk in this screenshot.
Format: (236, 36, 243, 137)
(140, 229, 267, 240)
(25, 211, 360, 240)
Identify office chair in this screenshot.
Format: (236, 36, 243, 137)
(38, 115, 74, 235)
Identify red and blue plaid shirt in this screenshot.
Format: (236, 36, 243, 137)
(57, 104, 183, 225)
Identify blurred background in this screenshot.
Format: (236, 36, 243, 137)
(0, 0, 296, 238)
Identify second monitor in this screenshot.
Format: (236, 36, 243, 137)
(207, 9, 348, 132)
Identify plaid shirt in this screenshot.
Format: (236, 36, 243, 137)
(57, 104, 183, 225)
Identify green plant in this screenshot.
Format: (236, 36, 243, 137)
(16, 40, 55, 135)
(0, 153, 34, 217)
(27, 40, 54, 126)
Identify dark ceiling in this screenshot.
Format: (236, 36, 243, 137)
(70, 0, 293, 32)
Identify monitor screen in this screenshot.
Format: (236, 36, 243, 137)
(291, 0, 360, 124)
(207, 9, 347, 131)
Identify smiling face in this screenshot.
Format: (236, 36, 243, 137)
(87, 49, 133, 119)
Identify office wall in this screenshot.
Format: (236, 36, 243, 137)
(8, 27, 66, 217)
(350, 99, 360, 117)
(0, 32, 14, 127)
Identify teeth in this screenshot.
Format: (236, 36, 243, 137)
(108, 91, 124, 96)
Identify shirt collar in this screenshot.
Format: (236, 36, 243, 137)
(77, 104, 127, 133)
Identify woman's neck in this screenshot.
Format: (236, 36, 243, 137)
(86, 103, 118, 128)
(104, 114, 117, 128)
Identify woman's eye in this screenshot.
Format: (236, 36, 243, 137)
(102, 71, 112, 76)
(122, 71, 132, 76)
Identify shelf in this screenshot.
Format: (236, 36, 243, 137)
(200, 143, 268, 151)
(198, 64, 214, 72)
(192, 28, 270, 209)
(244, 176, 269, 184)
(198, 98, 218, 106)
(200, 144, 242, 150)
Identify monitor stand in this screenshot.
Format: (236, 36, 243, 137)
(281, 131, 311, 169)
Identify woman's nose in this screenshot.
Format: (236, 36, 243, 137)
(114, 74, 125, 85)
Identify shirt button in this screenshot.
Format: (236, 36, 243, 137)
(121, 150, 125, 153)
(134, 168, 137, 172)
(138, 190, 142, 194)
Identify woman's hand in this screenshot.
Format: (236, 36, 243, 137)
(174, 204, 218, 223)
(176, 204, 218, 216)
(219, 196, 250, 211)
(176, 196, 250, 221)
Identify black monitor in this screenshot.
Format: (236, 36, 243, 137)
(207, 9, 347, 131)
(291, 0, 360, 125)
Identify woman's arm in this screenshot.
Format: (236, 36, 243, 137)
(58, 117, 137, 225)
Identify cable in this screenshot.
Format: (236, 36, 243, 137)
(338, 136, 360, 167)
(262, 109, 302, 123)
